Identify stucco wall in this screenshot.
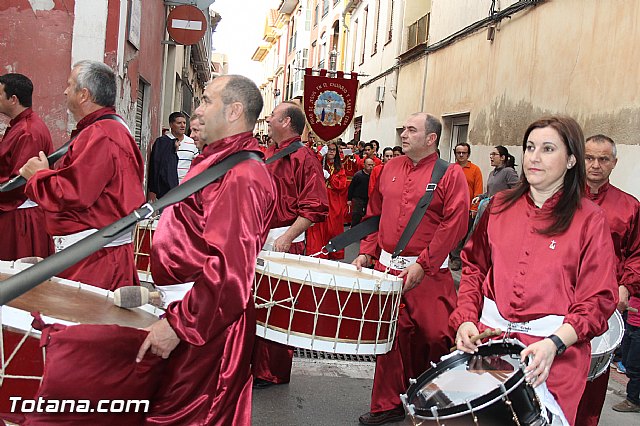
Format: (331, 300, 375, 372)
(0, 0, 75, 146)
(421, 0, 640, 197)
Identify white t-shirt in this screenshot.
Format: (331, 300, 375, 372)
(168, 133, 198, 183)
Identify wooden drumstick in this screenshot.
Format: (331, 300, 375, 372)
(628, 307, 639, 313)
(450, 328, 503, 352)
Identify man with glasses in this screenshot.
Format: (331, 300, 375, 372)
(449, 142, 483, 271)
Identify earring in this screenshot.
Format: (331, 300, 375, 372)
(567, 161, 575, 169)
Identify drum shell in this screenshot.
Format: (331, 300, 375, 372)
(0, 260, 163, 419)
(133, 218, 157, 282)
(254, 251, 403, 355)
(588, 310, 624, 381)
(403, 341, 545, 425)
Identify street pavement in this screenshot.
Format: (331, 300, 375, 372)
(252, 360, 637, 425)
(252, 239, 639, 425)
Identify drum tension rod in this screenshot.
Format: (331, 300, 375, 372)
(500, 383, 521, 426)
(465, 400, 479, 426)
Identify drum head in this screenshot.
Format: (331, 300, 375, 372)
(404, 341, 526, 420)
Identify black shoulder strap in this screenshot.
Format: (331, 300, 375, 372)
(265, 140, 304, 165)
(0, 114, 129, 193)
(392, 158, 449, 257)
(324, 215, 380, 254)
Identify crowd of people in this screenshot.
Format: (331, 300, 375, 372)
(0, 62, 638, 426)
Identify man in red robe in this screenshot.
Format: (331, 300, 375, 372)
(20, 61, 144, 290)
(576, 134, 640, 424)
(0, 73, 53, 260)
(136, 75, 277, 425)
(354, 113, 469, 425)
(252, 100, 329, 388)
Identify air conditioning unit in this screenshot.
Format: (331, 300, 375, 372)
(375, 86, 385, 102)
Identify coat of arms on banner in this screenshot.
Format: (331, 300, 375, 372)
(303, 69, 359, 142)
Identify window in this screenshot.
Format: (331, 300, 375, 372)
(334, 0, 340, 6)
(319, 31, 327, 69)
(386, 0, 394, 44)
(372, 0, 380, 55)
(323, 0, 329, 17)
(443, 114, 470, 162)
(407, 13, 429, 50)
(360, 7, 368, 64)
(314, 2, 319, 26)
(351, 18, 358, 71)
(289, 17, 296, 53)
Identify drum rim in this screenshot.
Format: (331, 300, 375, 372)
(256, 251, 404, 291)
(403, 340, 527, 420)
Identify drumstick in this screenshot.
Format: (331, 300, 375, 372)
(628, 307, 639, 313)
(450, 328, 502, 352)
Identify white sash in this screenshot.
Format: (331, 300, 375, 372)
(53, 228, 133, 253)
(378, 249, 448, 271)
(480, 297, 564, 337)
(479, 297, 569, 426)
(17, 199, 37, 209)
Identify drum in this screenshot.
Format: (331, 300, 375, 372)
(0, 260, 163, 417)
(133, 217, 158, 283)
(401, 340, 547, 425)
(588, 310, 624, 381)
(254, 251, 403, 355)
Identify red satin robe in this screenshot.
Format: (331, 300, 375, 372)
(252, 136, 329, 384)
(25, 107, 144, 290)
(360, 153, 470, 413)
(146, 132, 276, 425)
(306, 164, 348, 259)
(450, 192, 618, 424)
(0, 108, 53, 260)
(343, 155, 360, 223)
(576, 182, 640, 426)
(367, 163, 384, 198)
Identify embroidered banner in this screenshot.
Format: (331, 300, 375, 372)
(303, 69, 359, 142)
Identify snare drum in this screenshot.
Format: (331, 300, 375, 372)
(133, 217, 158, 283)
(254, 251, 403, 355)
(0, 260, 163, 419)
(588, 310, 624, 381)
(401, 340, 548, 425)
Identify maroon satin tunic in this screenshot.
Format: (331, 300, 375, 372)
(147, 132, 276, 425)
(577, 182, 639, 426)
(264, 136, 328, 228)
(450, 192, 618, 424)
(0, 108, 53, 260)
(360, 152, 470, 413)
(25, 107, 144, 289)
(252, 136, 328, 384)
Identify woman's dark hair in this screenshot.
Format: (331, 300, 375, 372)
(494, 116, 586, 235)
(324, 141, 342, 171)
(494, 146, 509, 165)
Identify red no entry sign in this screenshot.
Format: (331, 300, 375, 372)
(167, 5, 207, 46)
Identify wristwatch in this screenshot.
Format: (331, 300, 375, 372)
(546, 334, 566, 356)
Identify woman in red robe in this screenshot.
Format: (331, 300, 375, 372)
(306, 141, 347, 259)
(450, 117, 618, 425)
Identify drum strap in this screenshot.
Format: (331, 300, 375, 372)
(324, 158, 449, 256)
(392, 158, 449, 258)
(0, 114, 128, 193)
(0, 151, 263, 305)
(265, 140, 304, 165)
